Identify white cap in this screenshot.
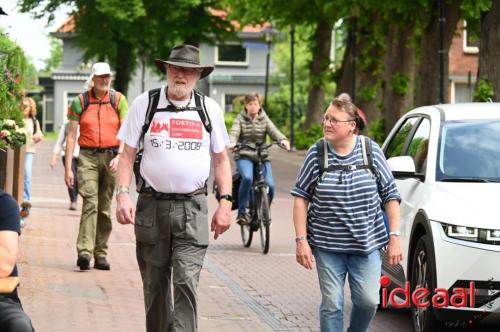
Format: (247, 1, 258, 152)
(91, 62, 112, 76)
(84, 62, 112, 90)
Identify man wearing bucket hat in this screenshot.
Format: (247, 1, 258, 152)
(115, 44, 232, 332)
(65, 62, 129, 271)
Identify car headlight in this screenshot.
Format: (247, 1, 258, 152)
(446, 225, 478, 241)
(487, 229, 500, 242)
(441, 223, 500, 245)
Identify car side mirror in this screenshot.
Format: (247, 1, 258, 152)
(387, 156, 425, 181)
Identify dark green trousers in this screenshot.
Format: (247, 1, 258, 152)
(135, 193, 209, 332)
(76, 151, 115, 258)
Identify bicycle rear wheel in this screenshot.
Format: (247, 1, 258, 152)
(257, 187, 271, 254)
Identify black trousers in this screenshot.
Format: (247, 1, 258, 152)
(62, 156, 79, 202)
(0, 294, 34, 332)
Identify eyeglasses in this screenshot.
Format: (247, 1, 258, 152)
(168, 65, 202, 76)
(322, 116, 355, 126)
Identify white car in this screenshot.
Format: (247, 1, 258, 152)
(380, 103, 500, 331)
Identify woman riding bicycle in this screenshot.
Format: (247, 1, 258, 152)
(228, 93, 290, 225)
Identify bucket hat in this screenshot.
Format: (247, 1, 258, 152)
(155, 44, 214, 79)
(91, 62, 112, 76)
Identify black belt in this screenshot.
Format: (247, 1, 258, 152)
(80, 147, 119, 154)
(142, 185, 207, 200)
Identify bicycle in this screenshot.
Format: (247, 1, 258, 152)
(234, 141, 285, 254)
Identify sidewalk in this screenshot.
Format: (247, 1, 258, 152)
(17, 141, 276, 332)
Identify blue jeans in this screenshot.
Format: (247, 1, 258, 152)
(23, 152, 34, 202)
(313, 247, 381, 332)
(236, 158, 275, 215)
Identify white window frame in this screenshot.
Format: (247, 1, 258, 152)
(215, 43, 249, 66)
(450, 79, 475, 103)
(221, 93, 242, 112)
(463, 20, 479, 54)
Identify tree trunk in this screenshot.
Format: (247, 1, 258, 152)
(381, 24, 416, 136)
(335, 14, 385, 125)
(415, 0, 462, 106)
(477, 0, 500, 101)
(113, 40, 135, 96)
(335, 29, 353, 101)
(303, 19, 333, 129)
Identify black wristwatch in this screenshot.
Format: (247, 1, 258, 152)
(218, 194, 233, 202)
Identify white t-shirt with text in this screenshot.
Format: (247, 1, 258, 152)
(117, 86, 229, 193)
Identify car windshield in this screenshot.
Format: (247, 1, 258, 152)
(437, 119, 500, 182)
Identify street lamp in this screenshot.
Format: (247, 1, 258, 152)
(262, 25, 276, 111)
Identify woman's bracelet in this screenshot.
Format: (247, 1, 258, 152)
(295, 235, 307, 242)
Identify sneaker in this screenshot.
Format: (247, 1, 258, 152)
(236, 213, 249, 226)
(69, 202, 77, 210)
(77, 254, 90, 271)
(94, 257, 111, 270)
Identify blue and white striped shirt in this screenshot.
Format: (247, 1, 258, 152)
(291, 136, 401, 255)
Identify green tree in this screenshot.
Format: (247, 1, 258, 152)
(224, 0, 349, 129)
(18, 0, 235, 95)
(474, 0, 499, 101)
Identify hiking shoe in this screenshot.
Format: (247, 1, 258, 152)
(20, 201, 31, 218)
(21, 201, 32, 209)
(94, 257, 111, 270)
(77, 254, 90, 271)
(236, 213, 249, 226)
(69, 202, 77, 210)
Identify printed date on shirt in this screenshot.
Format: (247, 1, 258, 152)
(149, 138, 202, 151)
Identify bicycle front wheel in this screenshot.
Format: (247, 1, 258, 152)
(257, 187, 271, 254)
(240, 223, 253, 247)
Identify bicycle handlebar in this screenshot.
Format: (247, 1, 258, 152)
(234, 141, 286, 152)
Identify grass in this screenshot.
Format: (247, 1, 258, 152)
(43, 130, 59, 141)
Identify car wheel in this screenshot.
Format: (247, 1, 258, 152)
(410, 235, 441, 332)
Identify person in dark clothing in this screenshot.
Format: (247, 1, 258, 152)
(0, 190, 35, 332)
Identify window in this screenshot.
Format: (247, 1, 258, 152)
(215, 45, 248, 66)
(407, 118, 430, 173)
(437, 120, 500, 180)
(385, 117, 420, 159)
(452, 82, 474, 103)
(224, 94, 241, 112)
(463, 20, 479, 54)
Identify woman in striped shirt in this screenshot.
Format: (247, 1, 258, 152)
(291, 97, 403, 332)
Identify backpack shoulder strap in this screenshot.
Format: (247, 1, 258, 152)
(193, 90, 212, 133)
(318, 138, 327, 176)
(32, 117, 38, 135)
(308, 139, 327, 195)
(109, 89, 118, 112)
(139, 88, 161, 147)
(361, 135, 381, 186)
(81, 91, 90, 112)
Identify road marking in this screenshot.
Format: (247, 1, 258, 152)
(204, 255, 291, 331)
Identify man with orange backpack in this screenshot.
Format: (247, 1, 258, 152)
(65, 62, 128, 271)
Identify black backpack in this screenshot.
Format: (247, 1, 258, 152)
(133, 88, 212, 193)
(310, 135, 380, 194)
